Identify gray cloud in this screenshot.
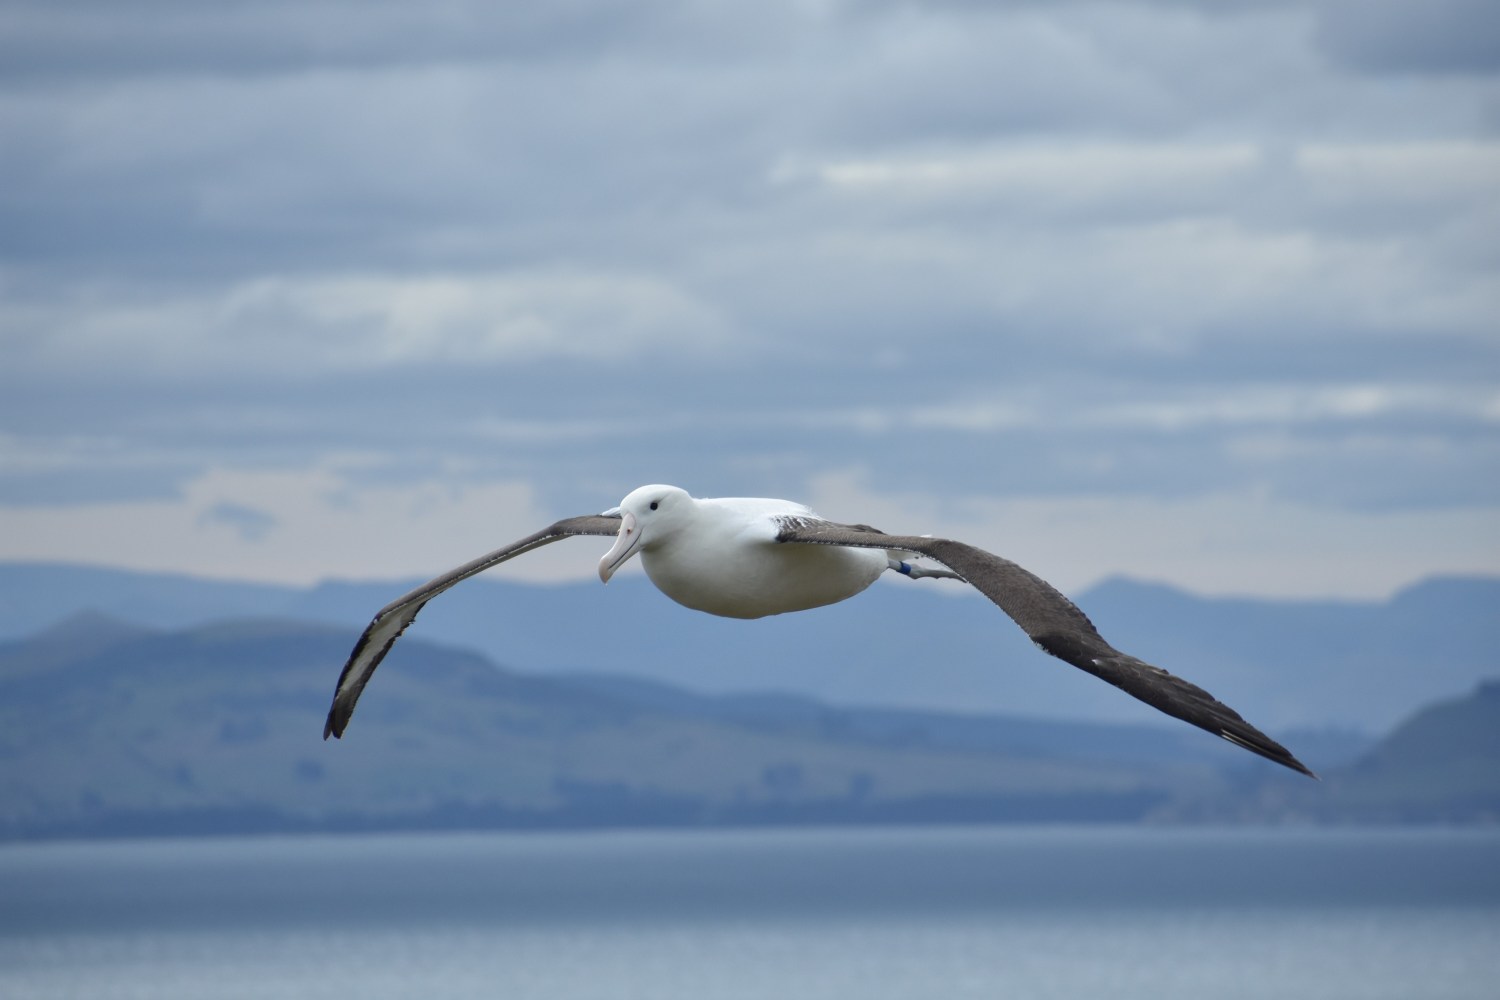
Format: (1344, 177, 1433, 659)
(1315, 0, 1500, 76)
(0, 0, 1495, 594)
(0, 1, 651, 82)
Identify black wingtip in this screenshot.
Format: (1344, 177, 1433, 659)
(322, 704, 347, 740)
(1282, 757, 1319, 780)
(1220, 731, 1317, 779)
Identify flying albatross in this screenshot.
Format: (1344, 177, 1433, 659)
(324, 484, 1315, 777)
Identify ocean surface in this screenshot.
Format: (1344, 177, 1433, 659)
(2, 825, 1498, 1000)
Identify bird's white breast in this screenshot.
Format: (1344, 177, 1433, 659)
(639, 501, 887, 619)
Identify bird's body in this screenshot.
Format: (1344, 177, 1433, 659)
(631, 494, 888, 618)
(323, 484, 1315, 778)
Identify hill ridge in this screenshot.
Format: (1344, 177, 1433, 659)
(2, 561, 1498, 732)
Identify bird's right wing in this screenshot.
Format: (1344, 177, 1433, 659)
(323, 513, 622, 739)
(775, 518, 1315, 778)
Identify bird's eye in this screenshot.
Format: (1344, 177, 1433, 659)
(649, 500, 660, 510)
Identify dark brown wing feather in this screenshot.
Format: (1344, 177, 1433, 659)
(323, 513, 622, 739)
(776, 518, 1315, 778)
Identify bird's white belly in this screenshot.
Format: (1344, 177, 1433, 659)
(641, 539, 886, 619)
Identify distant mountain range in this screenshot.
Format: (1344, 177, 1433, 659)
(2, 561, 1497, 734)
(1, 611, 1495, 839)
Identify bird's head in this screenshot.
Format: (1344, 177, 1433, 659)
(598, 484, 693, 583)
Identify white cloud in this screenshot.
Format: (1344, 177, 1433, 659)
(901, 383, 1500, 433)
(805, 469, 1500, 600)
(0, 463, 606, 586)
(1295, 140, 1500, 199)
(3, 461, 1493, 598)
(5, 269, 732, 376)
(800, 142, 1264, 211)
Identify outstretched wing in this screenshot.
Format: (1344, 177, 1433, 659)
(775, 518, 1315, 778)
(323, 513, 622, 739)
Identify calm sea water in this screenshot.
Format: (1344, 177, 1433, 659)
(2, 825, 1498, 1000)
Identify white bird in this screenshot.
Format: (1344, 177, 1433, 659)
(324, 484, 1314, 777)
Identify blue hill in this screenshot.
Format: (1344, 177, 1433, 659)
(1, 561, 1496, 733)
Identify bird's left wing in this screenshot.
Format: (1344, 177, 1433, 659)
(323, 513, 622, 739)
(775, 517, 1314, 777)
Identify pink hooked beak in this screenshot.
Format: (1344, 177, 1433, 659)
(598, 510, 641, 583)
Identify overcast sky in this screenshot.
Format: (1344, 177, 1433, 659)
(1, 0, 1496, 598)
